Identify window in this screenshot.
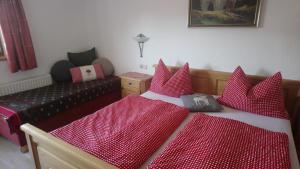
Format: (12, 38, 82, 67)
(0, 31, 5, 60)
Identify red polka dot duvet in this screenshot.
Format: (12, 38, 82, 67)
(50, 95, 189, 169)
(149, 114, 291, 169)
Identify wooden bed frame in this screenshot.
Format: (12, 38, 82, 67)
(21, 66, 300, 169)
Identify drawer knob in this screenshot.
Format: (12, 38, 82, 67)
(128, 82, 132, 85)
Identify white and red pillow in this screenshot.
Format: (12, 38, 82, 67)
(217, 66, 287, 119)
(150, 59, 193, 98)
(70, 64, 105, 83)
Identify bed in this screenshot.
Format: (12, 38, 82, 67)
(143, 91, 298, 169)
(21, 66, 300, 169)
(0, 76, 121, 151)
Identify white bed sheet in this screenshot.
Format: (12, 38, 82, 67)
(141, 91, 300, 169)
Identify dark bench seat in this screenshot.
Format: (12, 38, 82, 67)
(0, 76, 121, 149)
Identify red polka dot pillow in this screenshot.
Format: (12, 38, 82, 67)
(217, 66, 287, 119)
(150, 59, 193, 97)
(70, 64, 105, 83)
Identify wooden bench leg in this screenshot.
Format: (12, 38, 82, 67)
(20, 145, 29, 153)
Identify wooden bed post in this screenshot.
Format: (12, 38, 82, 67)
(20, 145, 29, 153)
(25, 133, 41, 169)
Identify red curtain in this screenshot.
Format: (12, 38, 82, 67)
(0, 0, 37, 73)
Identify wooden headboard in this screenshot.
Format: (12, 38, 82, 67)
(157, 65, 300, 117)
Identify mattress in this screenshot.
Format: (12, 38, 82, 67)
(141, 91, 300, 169)
(0, 76, 121, 134)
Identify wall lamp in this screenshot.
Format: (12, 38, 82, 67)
(134, 33, 149, 58)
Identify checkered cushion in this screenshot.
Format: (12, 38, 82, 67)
(148, 114, 290, 169)
(217, 66, 287, 119)
(149, 59, 173, 93)
(150, 59, 193, 97)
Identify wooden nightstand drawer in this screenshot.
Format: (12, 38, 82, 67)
(122, 89, 140, 97)
(119, 72, 152, 98)
(121, 78, 140, 91)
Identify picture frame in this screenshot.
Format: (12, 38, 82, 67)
(188, 0, 261, 27)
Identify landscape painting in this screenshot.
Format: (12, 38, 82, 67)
(189, 0, 261, 27)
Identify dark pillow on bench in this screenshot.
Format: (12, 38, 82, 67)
(68, 48, 97, 66)
(51, 60, 75, 82)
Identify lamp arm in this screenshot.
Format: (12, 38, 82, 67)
(134, 33, 149, 58)
(138, 42, 144, 58)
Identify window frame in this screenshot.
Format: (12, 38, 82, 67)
(0, 31, 5, 61)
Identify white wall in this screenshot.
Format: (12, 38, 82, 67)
(1, 0, 299, 84)
(84, 0, 300, 80)
(0, 0, 90, 84)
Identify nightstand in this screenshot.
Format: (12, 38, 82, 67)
(119, 72, 152, 98)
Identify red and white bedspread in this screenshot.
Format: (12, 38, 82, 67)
(148, 114, 291, 169)
(50, 95, 188, 169)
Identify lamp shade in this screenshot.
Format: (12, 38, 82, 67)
(134, 34, 149, 43)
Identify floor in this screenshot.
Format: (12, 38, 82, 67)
(0, 136, 34, 169)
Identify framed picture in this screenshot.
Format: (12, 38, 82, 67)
(188, 0, 261, 27)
